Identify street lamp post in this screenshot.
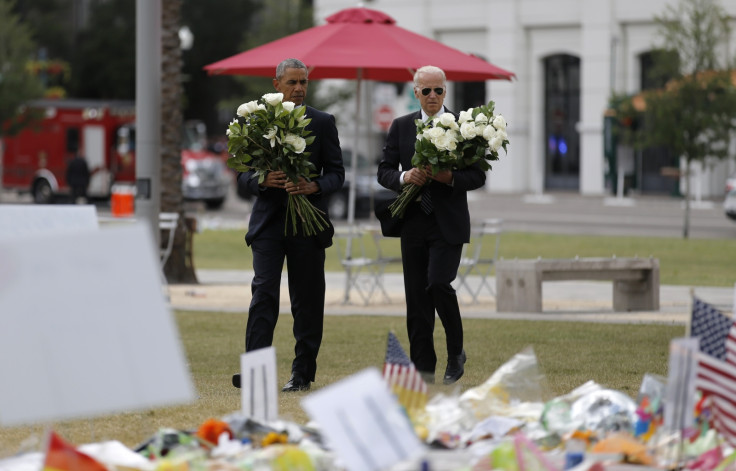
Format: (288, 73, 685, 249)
(135, 0, 162, 247)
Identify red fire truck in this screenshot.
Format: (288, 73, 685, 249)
(1, 99, 230, 208)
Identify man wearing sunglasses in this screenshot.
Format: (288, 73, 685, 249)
(377, 65, 486, 385)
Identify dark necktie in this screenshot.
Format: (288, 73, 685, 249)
(420, 114, 436, 215)
(420, 186, 433, 214)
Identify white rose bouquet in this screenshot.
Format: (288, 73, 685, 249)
(226, 92, 328, 237)
(389, 100, 510, 217)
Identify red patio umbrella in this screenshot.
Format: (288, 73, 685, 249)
(204, 7, 514, 81)
(205, 6, 514, 223)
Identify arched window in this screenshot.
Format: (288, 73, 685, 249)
(544, 54, 580, 190)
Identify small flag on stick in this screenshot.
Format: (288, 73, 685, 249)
(43, 431, 109, 471)
(690, 296, 733, 360)
(382, 332, 427, 414)
(696, 351, 736, 447)
(692, 296, 736, 447)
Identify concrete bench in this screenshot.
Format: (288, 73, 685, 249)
(495, 257, 660, 312)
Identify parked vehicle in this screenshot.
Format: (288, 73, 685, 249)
(327, 150, 395, 220)
(725, 189, 736, 222)
(116, 120, 231, 209)
(1, 99, 229, 208)
(726, 171, 736, 194)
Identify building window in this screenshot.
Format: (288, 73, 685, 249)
(453, 53, 487, 110)
(638, 50, 680, 195)
(543, 54, 580, 190)
(639, 49, 679, 91)
(66, 127, 80, 154)
(453, 82, 486, 110)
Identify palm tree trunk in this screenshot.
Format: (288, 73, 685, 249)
(161, 0, 197, 283)
(682, 159, 690, 239)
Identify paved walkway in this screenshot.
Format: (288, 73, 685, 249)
(168, 269, 735, 324)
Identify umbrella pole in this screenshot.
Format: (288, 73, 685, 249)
(347, 69, 362, 228)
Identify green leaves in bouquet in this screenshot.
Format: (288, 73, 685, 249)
(226, 99, 314, 179)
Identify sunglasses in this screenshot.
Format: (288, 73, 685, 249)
(419, 87, 444, 96)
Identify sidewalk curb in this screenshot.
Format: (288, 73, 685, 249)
(167, 270, 735, 325)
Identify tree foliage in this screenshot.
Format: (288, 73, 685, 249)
(69, 0, 135, 99)
(195, 0, 315, 135)
(181, 0, 264, 132)
(0, 0, 44, 136)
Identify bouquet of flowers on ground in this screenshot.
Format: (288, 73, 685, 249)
(389, 100, 510, 217)
(226, 92, 328, 237)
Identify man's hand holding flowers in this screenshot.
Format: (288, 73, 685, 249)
(389, 100, 510, 218)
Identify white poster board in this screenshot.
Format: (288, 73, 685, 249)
(0, 205, 98, 240)
(0, 223, 195, 426)
(302, 368, 425, 471)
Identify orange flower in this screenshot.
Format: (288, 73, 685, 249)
(196, 418, 233, 447)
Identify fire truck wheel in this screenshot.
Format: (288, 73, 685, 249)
(33, 179, 54, 204)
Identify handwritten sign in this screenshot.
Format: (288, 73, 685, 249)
(240, 347, 278, 422)
(301, 368, 425, 471)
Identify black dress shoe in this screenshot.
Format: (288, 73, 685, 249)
(282, 372, 311, 392)
(232, 374, 241, 388)
(443, 350, 466, 385)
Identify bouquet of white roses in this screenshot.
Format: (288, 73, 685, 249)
(226, 92, 328, 237)
(389, 100, 509, 218)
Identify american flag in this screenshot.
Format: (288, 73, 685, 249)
(382, 331, 427, 413)
(690, 296, 733, 360)
(693, 297, 736, 446)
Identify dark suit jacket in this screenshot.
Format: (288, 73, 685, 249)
(238, 106, 345, 248)
(377, 110, 486, 245)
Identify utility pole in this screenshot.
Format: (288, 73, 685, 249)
(136, 0, 162, 247)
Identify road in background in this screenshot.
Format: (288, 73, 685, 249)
(2, 182, 734, 239)
(466, 192, 735, 239)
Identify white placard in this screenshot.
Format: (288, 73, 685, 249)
(0, 205, 98, 240)
(240, 347, 278, 422)
(0, 223, 195, 426)
(301, 368, 425, 471)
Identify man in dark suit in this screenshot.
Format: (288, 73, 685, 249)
(377, 65, 486, 385)
(232, 58, 345, 392)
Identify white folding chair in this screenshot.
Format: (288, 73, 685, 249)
(454, 222, 485, 304)
(470, 218, 502, 303)
(362, 224, 401, 303)
(158, 212, 180, 301)
(454, 218, 502, 304)
(159, 212, 180, 268)
(333, 226, 384, 305)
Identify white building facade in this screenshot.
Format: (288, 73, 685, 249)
(314, 0, 736, 198)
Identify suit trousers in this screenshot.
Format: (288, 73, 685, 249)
(245, 230, 326, 381)
(400, 204, 464, 373)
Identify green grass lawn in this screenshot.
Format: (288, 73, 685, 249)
(193, 228, 736, 287)
(0, 312, 682, 455)
(1, 228, 730, 456)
